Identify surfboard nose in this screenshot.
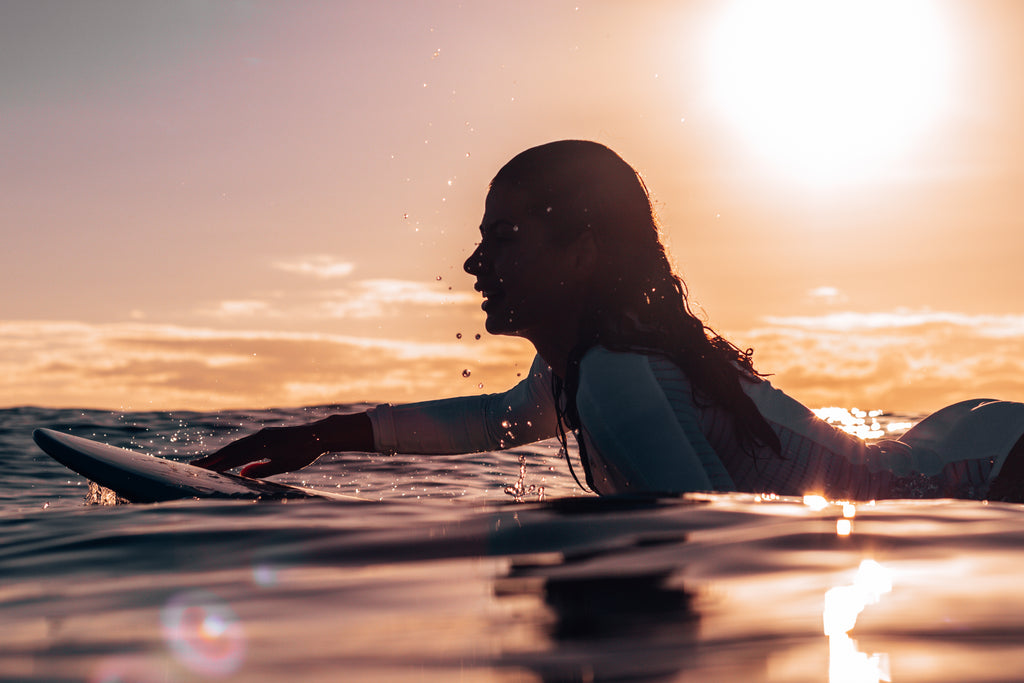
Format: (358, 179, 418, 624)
(33, 428, 60, 449)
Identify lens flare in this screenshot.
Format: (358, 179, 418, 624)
(89, 655, 166, 683)
(160, 590, 246, 677)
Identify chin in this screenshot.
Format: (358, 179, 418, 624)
(483, 312, 521, 338)
(483, 317, 510, 336)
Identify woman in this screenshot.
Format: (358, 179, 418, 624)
(192, 140, 1024, 500)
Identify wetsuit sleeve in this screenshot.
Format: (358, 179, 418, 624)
(575, 349, 714, 493)
(366, 355, 557, 454)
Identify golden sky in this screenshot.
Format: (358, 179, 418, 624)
(3, 1, 1024, 413)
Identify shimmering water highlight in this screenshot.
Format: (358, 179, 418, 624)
(4, 406, 1024, 682)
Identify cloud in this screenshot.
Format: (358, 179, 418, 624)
(199, 279, 477, 322)
(321, 279, 477, 319)
(8, 308, 1024, 414)
(805, 286, 847, 305)
(763, 310, 1024, 337)
(201, 299, 277, 318)
(0, 320, 531, 410)
(273, 255, 355, 279)
(734, 309, 1024, 412)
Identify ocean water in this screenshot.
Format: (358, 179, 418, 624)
(5, 405, 1024, 682)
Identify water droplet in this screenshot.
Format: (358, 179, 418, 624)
(403, 213, 409, 219)
(436, 275, 442, 281)
(461, 369, 471, 378)
(477, 383, 483, 389)
(546, 206, 553, 213)
(456, 332, 463, 339)
(500, 420, 511, 429)
(474, 334, 481, 340)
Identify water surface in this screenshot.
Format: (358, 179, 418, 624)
(3, 406, 1023, 682)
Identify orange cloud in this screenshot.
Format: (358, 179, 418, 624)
(198, 279, 477, 322)
(319, 279, 477, 319)
(6, 309, 1024, 414)
(0, 321, 532, 410)
(737, 310, 1024, 412)
(272, 255, 356, 279)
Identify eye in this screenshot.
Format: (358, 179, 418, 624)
(490, 222, 519, 241)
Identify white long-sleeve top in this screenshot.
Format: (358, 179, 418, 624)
(367, 347, 1011, 499)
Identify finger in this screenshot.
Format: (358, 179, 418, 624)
(190, 452, 245, 472)
(240, 461, 282, 479)
(190, 444, 258, 472)
(189, 453, 223, 469)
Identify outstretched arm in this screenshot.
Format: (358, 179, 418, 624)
(190, 412, 374, 478)
(191, 355, 557, 478)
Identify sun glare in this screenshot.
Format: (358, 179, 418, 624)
(709, 0, 951, 184)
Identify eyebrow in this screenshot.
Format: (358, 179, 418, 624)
(479, 219, 515, 236)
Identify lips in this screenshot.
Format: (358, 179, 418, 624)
(475, 282, 504, 311)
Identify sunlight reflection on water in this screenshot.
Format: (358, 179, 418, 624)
(812, 407, 895, 440)
(10, 407, 1024, 682)
(825, 559, 893, 683)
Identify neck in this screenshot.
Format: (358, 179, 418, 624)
(530, 337, 575, 378)
(525, 316, 591, 378)
(517, 298, 590, 378)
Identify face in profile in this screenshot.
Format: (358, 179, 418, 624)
(464, 183, 589, 343)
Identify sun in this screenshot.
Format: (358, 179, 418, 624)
(708, 0, 952, 185)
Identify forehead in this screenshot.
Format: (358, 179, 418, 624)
(483, 179, 559, 226)
(483, 182, 534, 216)
(480, 184, 533, 231)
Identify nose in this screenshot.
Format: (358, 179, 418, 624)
(464, 242, 488, 276)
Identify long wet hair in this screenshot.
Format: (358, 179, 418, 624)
(492, 140, 781, 490)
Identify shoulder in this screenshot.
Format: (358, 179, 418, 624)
(577, 346, 687, 399)
(579, 346, 649, 380)
(579, 345, 683, 382)
(579, 345, 656, 369)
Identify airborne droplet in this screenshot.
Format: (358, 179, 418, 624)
(461, 369, 471, 378)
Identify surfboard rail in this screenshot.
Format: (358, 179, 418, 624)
(33, 428, 363, 503)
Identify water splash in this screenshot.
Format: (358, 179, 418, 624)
(504, 452, 544, 503)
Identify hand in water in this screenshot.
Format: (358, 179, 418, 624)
(190, 413, 375, 478)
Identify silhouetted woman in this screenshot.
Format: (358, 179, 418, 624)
(193, 141, 1024, 500)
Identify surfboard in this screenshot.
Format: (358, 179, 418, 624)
(33, 428, 364, 503)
